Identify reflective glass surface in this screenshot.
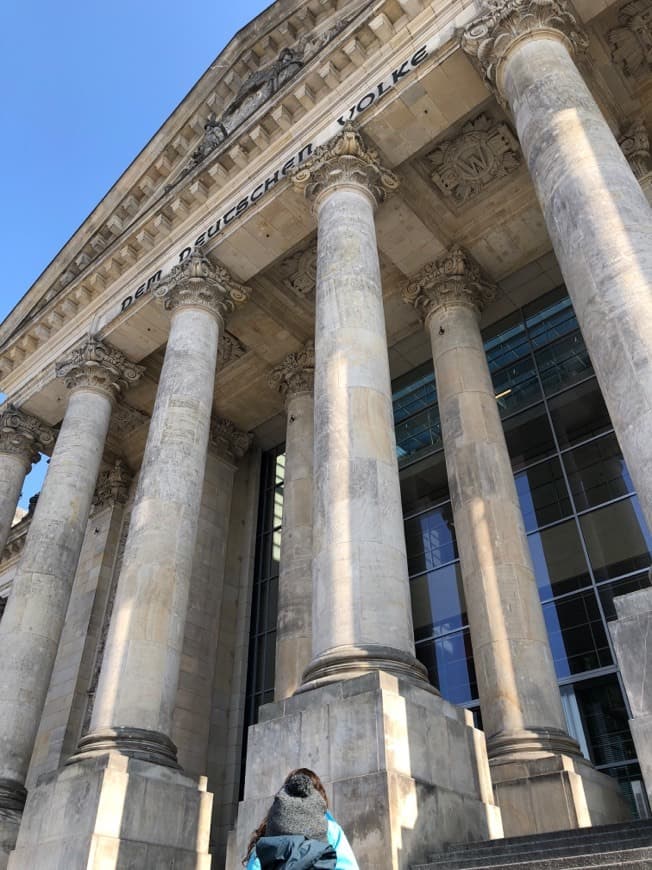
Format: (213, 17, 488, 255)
(543, 590, 612, 678)
(528, 519, 592, 599)
(405, 502, 457, 575)
(515, 457, 572, 532)
(416, 628, 477, 705)
(580, 496, 652, 581)
(410, 562, 467, 641)
(564, 433, 634, 511)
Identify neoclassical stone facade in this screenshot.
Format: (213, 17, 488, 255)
(1, 1, 651, 868)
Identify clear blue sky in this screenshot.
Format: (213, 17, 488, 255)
(2, 0, 271, 506)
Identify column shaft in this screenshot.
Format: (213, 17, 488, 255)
(501, 36, 652, 530)
(87, 306, 219, 754)
(307, 184, 423, 683)
(0, 388, 113, 800)
(427, 299, 567, 750)
(275, 389, 314, 699)
(0, 455, 29, 556)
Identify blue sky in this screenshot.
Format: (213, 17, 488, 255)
(2, 0, 271, 506)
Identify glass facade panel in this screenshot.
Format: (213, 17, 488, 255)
(548, 378, 611, 448)
(515, 457, 572, 532)
(503, 403, 556, 470)
(598, 572, 652, 622)
(528, 519, 592, 599)
(410, 562, 467, 641)
(564, 433, 634, 512)
(543, 590, 612, 678)
(580, 496, 652, 581)
(400, 450, 448, 517)
(405, 502, 457, 575)
(416, 628, 477, 706)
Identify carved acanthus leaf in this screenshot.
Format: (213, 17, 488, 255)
(289, 124, 399, 205)
(619, 118, 651, 180)
(403, 247, 496, 321)
(608, 1, 652, 79)
(210, 416, 253, 461)
(153, 248, 250, 322)
(269, 341, 315, 400)
(462, 0, 589, 95)
(0, 405, 55, 467)
(184, 15, 356, 173)
(55, 338, 144, 400)
(427, 113, 521, 204)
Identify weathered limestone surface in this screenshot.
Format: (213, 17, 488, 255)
(26, 474, 132, 790)
(269, 342, 315, 699)
(0, 340, 140, 825)
(8, 753, 212, 869)
(229, 672, 503, 870)
(404, 248, 569, 758)
(291, 127, 427, 687)
(464, 3, 652, 531)
(609, 586, 652, 806)
(0, 407, 53, 557)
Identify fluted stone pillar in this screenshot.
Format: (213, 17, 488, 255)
(0, 406, 54, 556)
(0, 340, 142, 815)
(463, 0, 652, 533)
(290, 125, 428, 688)
(74, 250, 250, 766)
(269, 341, 315, 699)
(404, 246, 629, 833)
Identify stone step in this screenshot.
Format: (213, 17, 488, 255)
(424, 830, 652, 865)
(412, 846, 652, 870)
(438, 820, 652, 855)
(418, 842, 652, 870)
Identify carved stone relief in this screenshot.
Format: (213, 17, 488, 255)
(619, 118, 651, 179)
(218, 331, 248, 367)
(608, 0, 652, 79)
(426, 113, 521, 205)
(279, 243, 317, 298)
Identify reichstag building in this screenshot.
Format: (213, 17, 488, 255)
(1, 0, 651, 867)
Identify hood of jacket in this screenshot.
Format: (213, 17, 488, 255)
(256, 834, 337, 869)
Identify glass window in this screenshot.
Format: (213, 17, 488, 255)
(400, 450, 449, 517)
(395, 404, 442, 465)
(580, 496, 652, 581)
(503, 403, 556, 470)
(543, 590, 612, 678)
(528, 519, 592, 599)
(563, 433, 633, 512)
(598, 572, 652, 621)
(416, 628, 477, 705)
(405, 502, 457, 575)
(570, 675, 635, 766)
(410, 562, 467, 641)
(535, 330, 593, 396)
(393, 361, 436, 423)
(603, 763, 650, 819)
(525, 289, 577, 347)
(548, 379, 611, 448)
(515, 457, 572, 532)
(492, 355, 542, 418)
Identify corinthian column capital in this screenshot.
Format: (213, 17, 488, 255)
(154, 248, 250, 324)
(268, 340, 315, 402)
(209, 416, 253, 462)
(402, 247, 496, 323)
(0, 405, 55, 469)
(289, 124, 399, 208)
(55, 338, 144, 401)
(461, 0, 588, 96)
(92, 460, 132, 512)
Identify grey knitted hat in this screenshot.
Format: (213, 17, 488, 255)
(265, 773, 328, 842)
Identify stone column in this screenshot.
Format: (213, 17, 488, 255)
(462, 0, 652, 533)
(403, 247, 573, 757)
(403, 246, 629, 833)
(0, 406, 54, 556)
(269, 341, 315, 699)
(74, 250, 250, 767)
(289, 125, 429, 689)
(0, 340, 142, 815)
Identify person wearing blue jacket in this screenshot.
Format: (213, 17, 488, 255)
(244, 768, 359, 869)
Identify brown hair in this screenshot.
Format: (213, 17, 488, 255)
(243, 768, 329, 863)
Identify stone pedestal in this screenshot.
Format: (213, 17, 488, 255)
(8, 753, 212, 869)
(609, 586, 652, 809)
(230, 672, 503, 870)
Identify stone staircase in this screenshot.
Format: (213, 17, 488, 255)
(412, 819, 652, 869)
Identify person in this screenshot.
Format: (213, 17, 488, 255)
(245, 768, 359, 869)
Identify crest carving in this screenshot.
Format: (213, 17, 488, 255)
(609, 0, 652, 79)
(280, 243, 317, 297)
(427, 113, 521, 204)
(619, 118, 651, 179)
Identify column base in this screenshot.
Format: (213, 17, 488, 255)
(487, 726, 583, 761)
(8, 752, 212, 869)
(490, 752, 631, 837)
(67, 726, 180, 769)
(229, 671, 503, 870)
(0, 811, 21, 870)
(300, 643, 435, 693)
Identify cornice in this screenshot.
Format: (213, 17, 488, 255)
(0, 0, 468, 388)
